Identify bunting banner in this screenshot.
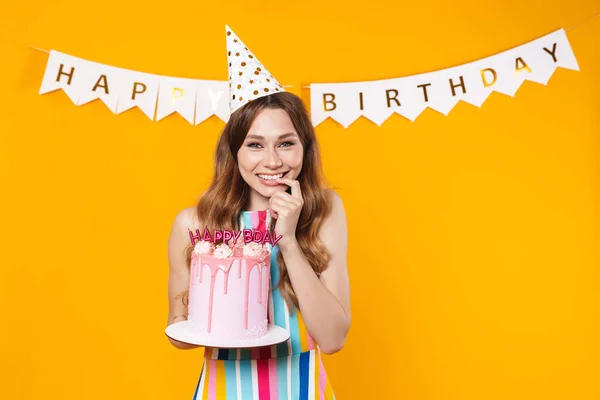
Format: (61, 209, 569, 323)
(39, 50, 230, 125)
(310, 29, 579, 127)
(38, 28, 580, 128)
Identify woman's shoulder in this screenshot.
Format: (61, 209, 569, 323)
(324, 188, 344, 211)
(173, 206, 203, 232)
(319, 189, 346, 234)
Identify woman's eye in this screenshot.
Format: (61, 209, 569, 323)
(247, 141, 294, 148)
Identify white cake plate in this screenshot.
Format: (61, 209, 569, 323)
(165, 321, 290, 348)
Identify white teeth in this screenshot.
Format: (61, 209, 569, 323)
(258, 173, 283, 180)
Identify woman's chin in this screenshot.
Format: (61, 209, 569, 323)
(252, 187, 278, 199)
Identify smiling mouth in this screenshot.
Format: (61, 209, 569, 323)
(256, 172, 288, 181)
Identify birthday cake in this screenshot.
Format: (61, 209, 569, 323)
(187, 239, 272, 341)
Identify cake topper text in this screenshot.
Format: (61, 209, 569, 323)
(189, 228, 282, 247)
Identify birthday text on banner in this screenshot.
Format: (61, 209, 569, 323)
(309, 29, 579, 128)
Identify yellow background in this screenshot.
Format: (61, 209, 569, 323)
(1, 0, 599, 399)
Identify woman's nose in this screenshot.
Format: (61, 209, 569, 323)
(264, 148, 283, 167)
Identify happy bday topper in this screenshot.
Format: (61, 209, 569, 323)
(188, 227, 282, 247)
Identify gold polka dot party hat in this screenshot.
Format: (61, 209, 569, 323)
(225, 24, 285, 114)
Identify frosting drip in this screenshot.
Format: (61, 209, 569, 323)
(191, 249, 270, 334)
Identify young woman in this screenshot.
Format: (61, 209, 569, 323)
(167, 91, 351, 399)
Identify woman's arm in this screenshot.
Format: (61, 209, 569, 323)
(167, 207, 202, 350)
(277, 190, 351, 355)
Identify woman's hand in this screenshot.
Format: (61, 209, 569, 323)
(268, 178, 303, 249)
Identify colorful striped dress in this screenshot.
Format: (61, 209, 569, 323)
(192, 210, 337, 400)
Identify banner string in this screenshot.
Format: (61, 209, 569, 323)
(30, 46, 49, 54)
(565, 11, 600, 31)
(29, 11, 599, 89)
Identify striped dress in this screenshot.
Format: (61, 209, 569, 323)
(192, 210, 337, 400)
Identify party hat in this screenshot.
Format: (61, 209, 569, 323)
(225, 24, 285, 114)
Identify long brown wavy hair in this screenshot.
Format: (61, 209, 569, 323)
(177, 91, 332, 312)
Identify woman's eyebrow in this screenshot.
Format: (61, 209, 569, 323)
(245, 132, 297, 140)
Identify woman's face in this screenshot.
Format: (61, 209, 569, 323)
(237, 108, 304, 200)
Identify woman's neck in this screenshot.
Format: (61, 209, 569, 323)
(247, 190, 270, 211)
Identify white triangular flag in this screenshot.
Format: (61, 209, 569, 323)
(39, 50, 86, 105)
(77, 61, 124, 112)
(115, 70, 160, 121)
(156, 76, 198, 125)
(195, 80, 230, 124)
